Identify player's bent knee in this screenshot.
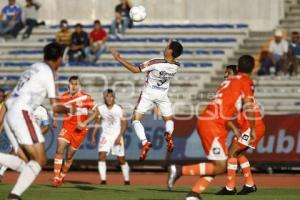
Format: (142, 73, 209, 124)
(214, 160, 227, 175)
(117, 156, 126, 164)
(28, 160, 42, 175)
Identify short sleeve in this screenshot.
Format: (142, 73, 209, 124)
(85, 96, 96, 110)
(269, 41, 274, 52)
(44, 68, 56, 99)
(40, 107, 50, 126)
(138, 59, 165, 72)
(283, 40, 289, 53)
(241, 78, 254, 100)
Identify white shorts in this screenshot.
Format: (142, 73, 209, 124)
(5, 106, 44, 146)
(98, 134, 125, 157)
(135, 92, 173, 117)
(3, 117, 19, 153)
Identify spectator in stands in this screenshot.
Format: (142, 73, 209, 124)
(68, 23, 89, 62)
(288, 31, 300, 75)
(110, 0, 133, 37)
(0, 0, 23, 39)
(257, 50, 273, 76)
(84, 20, 108, 63)
(21, 0, 45, 39)
(56, 19, 72, 51)
(268, 29, 289, 75)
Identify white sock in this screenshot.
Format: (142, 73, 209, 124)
(0, 165, 8, 176)
(0, 153, 26, 172)
(11, 160, 41, 196)
(121, 162, 130, 182)
(98, 161, 107, 181)
(132, 120, 147, 144)
(165, 120, 174, 134)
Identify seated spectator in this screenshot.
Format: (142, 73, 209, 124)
(110, 0, 133, 37)
(68, 23, 89, 62)
(0, 0, 23, 39)
(55, 19, 72, 51)
(84, 20, 108, 63)
(257, 50, 273, 76)
(268, 29, 289, 75)
(21, 0, 44, 39)
(288, 31, 300, 75)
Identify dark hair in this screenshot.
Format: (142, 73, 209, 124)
(60, 19, 68, 26)
(44, 42, 63, 61)
(226, 65, 238, 75)
(103, 89, 115, 97)
(75, 23, 82, 28)
(169, 41, 183, 58)
(94, 20, 100, 25)
(238, 55, 255, 73)
(69, 76, 79, 83)
(292, 31, 299, 35)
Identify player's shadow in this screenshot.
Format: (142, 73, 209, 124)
(141, 188, 187, 194)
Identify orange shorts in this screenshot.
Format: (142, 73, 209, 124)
(233, 124, 266, 149)
(197, 118, 228, 160)
(58, 127, 88, 149)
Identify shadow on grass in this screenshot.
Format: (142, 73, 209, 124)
(141, 188, 216, 195)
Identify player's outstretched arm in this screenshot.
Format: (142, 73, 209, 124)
(110, 48, 140, 73)
(77, 109, 100, 130)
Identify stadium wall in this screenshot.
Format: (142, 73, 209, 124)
(1, 114, 299, 165)
(1, 0, 284, 30)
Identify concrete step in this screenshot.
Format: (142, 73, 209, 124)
(249, 31, 272, 38)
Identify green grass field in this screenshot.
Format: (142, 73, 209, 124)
(1, 184, 299, 200)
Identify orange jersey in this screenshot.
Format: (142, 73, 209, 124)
(201, 73, 254, 125)
(237, 99, 265, 133)
(60, 91, 95, 131)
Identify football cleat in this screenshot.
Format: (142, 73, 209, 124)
(52, 176, 63, 187)
(167, 164, 182, 191)
(139, 142, 152, 161)
(124, 181, 130, 185)
(185, 191, 202, 200)
(100, 180, 107, 185)
(164, 132, 174, 152)
(237, 185, 257, 195)
(215, 187, 237, 195)
(7, 193, 22, 200)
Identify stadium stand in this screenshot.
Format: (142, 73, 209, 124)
(0, 1, 300, 115)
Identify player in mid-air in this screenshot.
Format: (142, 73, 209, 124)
(110, 40, 183, 161)
(0, 105, 50, 182)
(167, 55, 257, 200)
(0, 42, 72, 200)
(216, 65, 266, 195)
(52, 76, 96, 187)
(78, 89, 130, 185)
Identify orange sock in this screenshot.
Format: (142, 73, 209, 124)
(60, 159, 73, 179)
(54, 154, 63, 178)
(192, 176, 214, 194)
(238, 155, 254, 187)
(182, 163, 215, 176)
(226, 157, 238, 190)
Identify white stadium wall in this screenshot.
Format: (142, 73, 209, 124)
(0, 0, 284, 30)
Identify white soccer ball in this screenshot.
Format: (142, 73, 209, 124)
(129, 5, 146, 22)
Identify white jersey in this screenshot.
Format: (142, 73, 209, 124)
(6, 62, 56, 112)
(98, 104, 123, 136)
(139, 58, 180, 95)
(33, 106, 49, 127)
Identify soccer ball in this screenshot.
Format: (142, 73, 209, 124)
(129, 5, 146, 22)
